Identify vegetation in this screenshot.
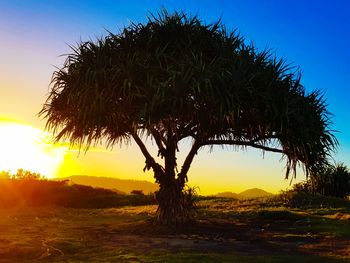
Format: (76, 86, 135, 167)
(40, 10, 337, 225)
(0, 169, 42, 180)
(0, 171, 155, 208)
(55, 175, 158, 194)
(130, 189, 145, 195)
(292, 163, 350, 199)
(1, 196, 349, 262)
(274, 190, 350, 209)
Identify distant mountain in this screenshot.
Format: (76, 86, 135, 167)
(52, 175, 158, 194)
(239, 188, 273, 199)
(214, 188, 273, 199)
(215, 192, 241, 199)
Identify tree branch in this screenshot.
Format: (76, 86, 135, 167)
(202, 139, 284, 154)
(177, 141, 201, 185)
(178, 122, 197, 141)
(131, 132, 163, 172)
(250, 135, 279, 143)
(150, 127, 166, 157)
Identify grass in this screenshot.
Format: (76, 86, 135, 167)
(0, 193, 349, 262)
(60, 251, 347, 263)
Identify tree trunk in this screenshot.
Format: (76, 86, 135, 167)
(131, 132, 195, 225)
(155, 173, 195, 225)
(154, 141, 195, 225)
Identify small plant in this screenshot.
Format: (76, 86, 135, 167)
(184, 185, 199, 211)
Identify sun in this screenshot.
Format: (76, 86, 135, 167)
(0, 120, 67, 178)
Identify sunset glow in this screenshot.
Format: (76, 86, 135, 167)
(0, 2, 349, 261)
(0, 120, 67, 178)
(0, 1, 349, 195)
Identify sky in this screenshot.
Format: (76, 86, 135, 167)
(0, 0, 349, 194)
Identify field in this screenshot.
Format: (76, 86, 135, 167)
(0, 195, 350, 262)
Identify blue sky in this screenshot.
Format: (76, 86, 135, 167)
(0, 1, 349, 193)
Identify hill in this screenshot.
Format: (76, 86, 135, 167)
(239, 188, 273, 198)
(53, 175, 159, 194)
(0, 178, 155, 208)
(214, 188, 274, 199)
(214, 192, 241, 199)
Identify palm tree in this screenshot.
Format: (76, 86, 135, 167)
(40, 10, 337, 225)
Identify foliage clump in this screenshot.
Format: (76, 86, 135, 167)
(292, 163, 350, 199)
(0, 169, 43, 180)
(273, 190, 350, 209)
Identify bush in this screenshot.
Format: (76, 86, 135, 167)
(272, 191, 350, 209)
(0, 171, 156, 208)
(292, 163, 350, 199)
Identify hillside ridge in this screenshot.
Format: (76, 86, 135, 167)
(215, 188, 273, 199)
(53, 175, 158, 194)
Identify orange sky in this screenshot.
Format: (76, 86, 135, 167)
(0, 118, 302, 194)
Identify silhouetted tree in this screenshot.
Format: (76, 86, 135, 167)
(12, 169, 42, 180)
(40, 10, 337, 224)
(296, 163, 350, 199)
(328, 164, 350, 198)
(0, 169, 42, 180)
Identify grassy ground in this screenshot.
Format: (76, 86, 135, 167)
(0, 196, 349, 262)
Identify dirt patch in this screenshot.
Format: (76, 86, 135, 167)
(83, 217, 321, 257)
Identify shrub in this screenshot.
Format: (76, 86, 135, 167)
(0, 171, 156, 208)
(292, 163, 350, 199)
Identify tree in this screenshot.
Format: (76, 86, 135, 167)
(11, 169, 42, 180)
(40, 10, 337, 224)
(296, 163, 350, 199)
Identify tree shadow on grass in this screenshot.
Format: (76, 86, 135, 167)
(95, 212, 349, 263)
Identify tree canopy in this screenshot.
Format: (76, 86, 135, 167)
(40, 10, 337, 224)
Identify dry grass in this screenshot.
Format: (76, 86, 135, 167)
(0, 195, 349, 262)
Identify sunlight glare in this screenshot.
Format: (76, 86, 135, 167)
(0, 121, 67, 178)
